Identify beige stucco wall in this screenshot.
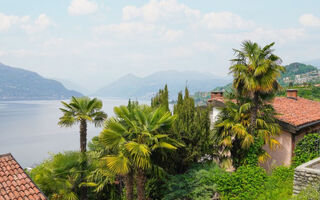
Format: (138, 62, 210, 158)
(261, 130, 292, 171)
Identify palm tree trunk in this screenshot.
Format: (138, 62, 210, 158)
(136, 168, 146, 200)
(123, 173, 134, 200)
(250, 93, 259, 135)
(80, 119, 87, 153)
(80, 119, 87, 200)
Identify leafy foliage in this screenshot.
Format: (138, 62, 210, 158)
(29, 152, 120, 200)
(151, 84, 169, 111)
(258, 166, 294, 200)
(58, 96, 107, 200)
(162, 162, 221, 200)
(215, 165, 267, 200)
(164, 88, 214, 173)
(59, 96, 107, 129)
(99, 103, 181, 200)
(293, 133, 320, 167)
(214, 99, 280, 168)
(213, 41, 283, 169)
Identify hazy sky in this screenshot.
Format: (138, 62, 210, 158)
(0, 0, 319, 91)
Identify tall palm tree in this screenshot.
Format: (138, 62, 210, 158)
(230, 41, 285, 133)
(214, 98, 280, 168)
(99, 105, 181, 200)
(59, 96, 107, 200)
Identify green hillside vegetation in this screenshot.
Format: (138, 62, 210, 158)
(277, 85, 320, 101)
(282, 62, 317, 77)
(279, 62, 319, 86)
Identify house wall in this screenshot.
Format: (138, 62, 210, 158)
(261, 130, 292, 171)
(262, 124, 320, 171)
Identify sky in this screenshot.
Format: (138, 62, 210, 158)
(0, 0, 320, 92)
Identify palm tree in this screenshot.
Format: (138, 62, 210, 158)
(99, 105, 181, 200)
(230, 41, 285, 133)
(59, 96, 107, 200)
(214, 98, 280, 168)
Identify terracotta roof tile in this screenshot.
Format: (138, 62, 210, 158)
(210, 96, 320, 127)
(272, 97, 320, 127)
(0, 153, 47, 200)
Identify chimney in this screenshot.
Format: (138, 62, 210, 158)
(286, 89, 298, 100)
(211, 91, 224, 99)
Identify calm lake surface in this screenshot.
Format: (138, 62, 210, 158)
(0, 98, 148, 168)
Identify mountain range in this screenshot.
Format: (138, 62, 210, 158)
(94, 70, 230, 99)
(2, 61, 318, 101)
(0, 63, 82, 100)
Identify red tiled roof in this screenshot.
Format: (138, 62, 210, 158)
(211, 96, 320, 127)
(0, 153, 47, 200)
(272, 97, 320, 127)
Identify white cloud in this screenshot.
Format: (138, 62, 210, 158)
(0, 13, 29, 31)
(299, 14, 320, 27)
(161, 29, 183, 41)
(122, 0, 200, 22)
(21, 14, 54, 34)
(68, 0, 98, 16)
(202, 12, 254, 29)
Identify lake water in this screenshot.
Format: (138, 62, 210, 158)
(0, 98, 148, 168)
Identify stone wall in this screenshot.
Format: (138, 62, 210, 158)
(293, 157, 320, 195)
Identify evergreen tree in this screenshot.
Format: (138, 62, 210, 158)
(154, 87, 214, 173)
(151, 84, 169, 111)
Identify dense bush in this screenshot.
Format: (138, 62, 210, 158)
(162, 162, 222, 200)
(162, 164, 295, 200)
(29, 151, 120, 200)
(258, 166, 294, 200)
(293, 133, 320, 167)
(215, 165, 267, 200)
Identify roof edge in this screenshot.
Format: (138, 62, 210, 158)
(296, 120, 320, 131)
(9, 153, 49, 199)
(0, 153, 12, 158)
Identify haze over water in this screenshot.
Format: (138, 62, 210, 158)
(0, 98, 148, 168)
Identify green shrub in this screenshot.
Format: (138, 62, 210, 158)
(258, 166, 294, 200)
(162, 162, 223, 200)
(163, 164, 295, 200)
(29, 151, 120, 200)
(215, 165, 267, 200)
(293, 133, 320, 167)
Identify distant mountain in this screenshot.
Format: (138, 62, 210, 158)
(0, 62, 82, 100)
(94, 70, 230, 99)
(54, 78, 90, 95)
